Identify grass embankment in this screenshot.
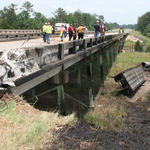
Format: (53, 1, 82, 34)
(0, 95, 74, 150)
(124, 30, 150, 52)
(130, 30, 150, 47)
(85, 51, 150, 130)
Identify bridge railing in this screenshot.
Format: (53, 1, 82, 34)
(0, 29, 42, 41)
(0, 33, 128, 95)
(24, 34, 126, 70)
(0, 29, 95, 42)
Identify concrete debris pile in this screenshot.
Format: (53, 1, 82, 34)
(0, 44, 59, 92)
(0, 48, 40, 89)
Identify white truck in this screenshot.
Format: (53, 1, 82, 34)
(55, 23, 69, 33)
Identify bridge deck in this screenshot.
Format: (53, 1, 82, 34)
(0, 33, 127, 95)
(0, 33, 117, 51)
(0, 35, 93, 50)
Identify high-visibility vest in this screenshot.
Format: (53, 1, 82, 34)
(46, 25, 52, 34)
(43, 25, 47, 32)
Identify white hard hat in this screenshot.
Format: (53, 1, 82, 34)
(45, 22, 47, 25)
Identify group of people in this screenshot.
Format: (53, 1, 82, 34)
(59, 24, 87, 41)
(94, 21, 106, 38)
(42, 23, 88, 43)
(42, 21, 106, 44)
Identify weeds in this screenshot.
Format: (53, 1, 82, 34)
(0, 96, 75, 150)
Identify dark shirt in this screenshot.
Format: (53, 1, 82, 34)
(94, 24, 100, 32)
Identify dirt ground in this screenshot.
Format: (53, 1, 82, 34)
(126, 35, 143, 43)
(42, 72, 150, 150)
(1, 68, 150, 150)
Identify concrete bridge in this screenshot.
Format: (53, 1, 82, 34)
(0, 30, 128, 113)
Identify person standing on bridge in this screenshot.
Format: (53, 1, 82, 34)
(52, 25, 55, 39)
(68, 24, 75, 41)
(73, 25, 77, 40)
(42, 22, 47, 42)
(77, 24, 86, 39)
(45, 22, 53, 44)
(94, 20, 100, 37)
(59, 25, 66, 41)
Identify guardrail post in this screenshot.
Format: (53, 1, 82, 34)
(69, 41, 76, 54)
(83, 39, 86, 49)
(58, 44, 64, 59)
(93, 37, 98, 45)
(87, 38, 93, 47)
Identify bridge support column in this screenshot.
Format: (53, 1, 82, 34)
(31, 88, 36, 102)
(106, 49, 111, 73)
(99, 54, 104, 85)
(114, 43, 118, 60)
(87, 62, 94, 108)
(77, 67, 81, 87)
(57, 85, 65, 115)
(102, 49, 109, 77)
(109, 47, 114, 68)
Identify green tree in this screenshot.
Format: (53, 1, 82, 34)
(143, 24, 150, 37)
(0, 4, 17, 29)
(134, 41, 143, 52)
(21, 1, 33, 13)
(136, 12, 150, 34)
(54, 8, 68, 23)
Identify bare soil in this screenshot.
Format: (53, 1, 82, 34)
(1, 74, 150, 150)
(126, 35, 143, 43)
(42, 72, 150, 150)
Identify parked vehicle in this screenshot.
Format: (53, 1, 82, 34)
(55, 23, 69, 33)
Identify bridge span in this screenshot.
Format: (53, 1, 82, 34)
(0, 32, 128, 113)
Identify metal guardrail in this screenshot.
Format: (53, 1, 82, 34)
(0, 29, 95, 42)
(0, 29, 42, 41)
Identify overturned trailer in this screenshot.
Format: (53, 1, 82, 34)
(114, 65, 145, 95)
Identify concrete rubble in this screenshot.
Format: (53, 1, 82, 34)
(0, 43, 59, 93)
(0, 48, 40, 89)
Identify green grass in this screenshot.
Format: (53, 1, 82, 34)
(111, 52, 150, 75)
(0, 101, 23, 124)
(130, 30, 150, 47)
(0, 98, 75, 150)
(124, 40, 135, 46)
(85, 100, 127, 130)
(85, 51, 150, 130)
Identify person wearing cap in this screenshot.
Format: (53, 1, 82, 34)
(77, 24, 86, 39)
(45, 22, 53, 44)
(42, 22, 47, 42)
(68, 24, 75, 41)
(94, 20, 100, 37)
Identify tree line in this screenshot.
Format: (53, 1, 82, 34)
(0, 1, 124, 31)
(136, 12, 150, 37)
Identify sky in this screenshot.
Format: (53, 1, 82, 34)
(0, 0, 150, 25)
